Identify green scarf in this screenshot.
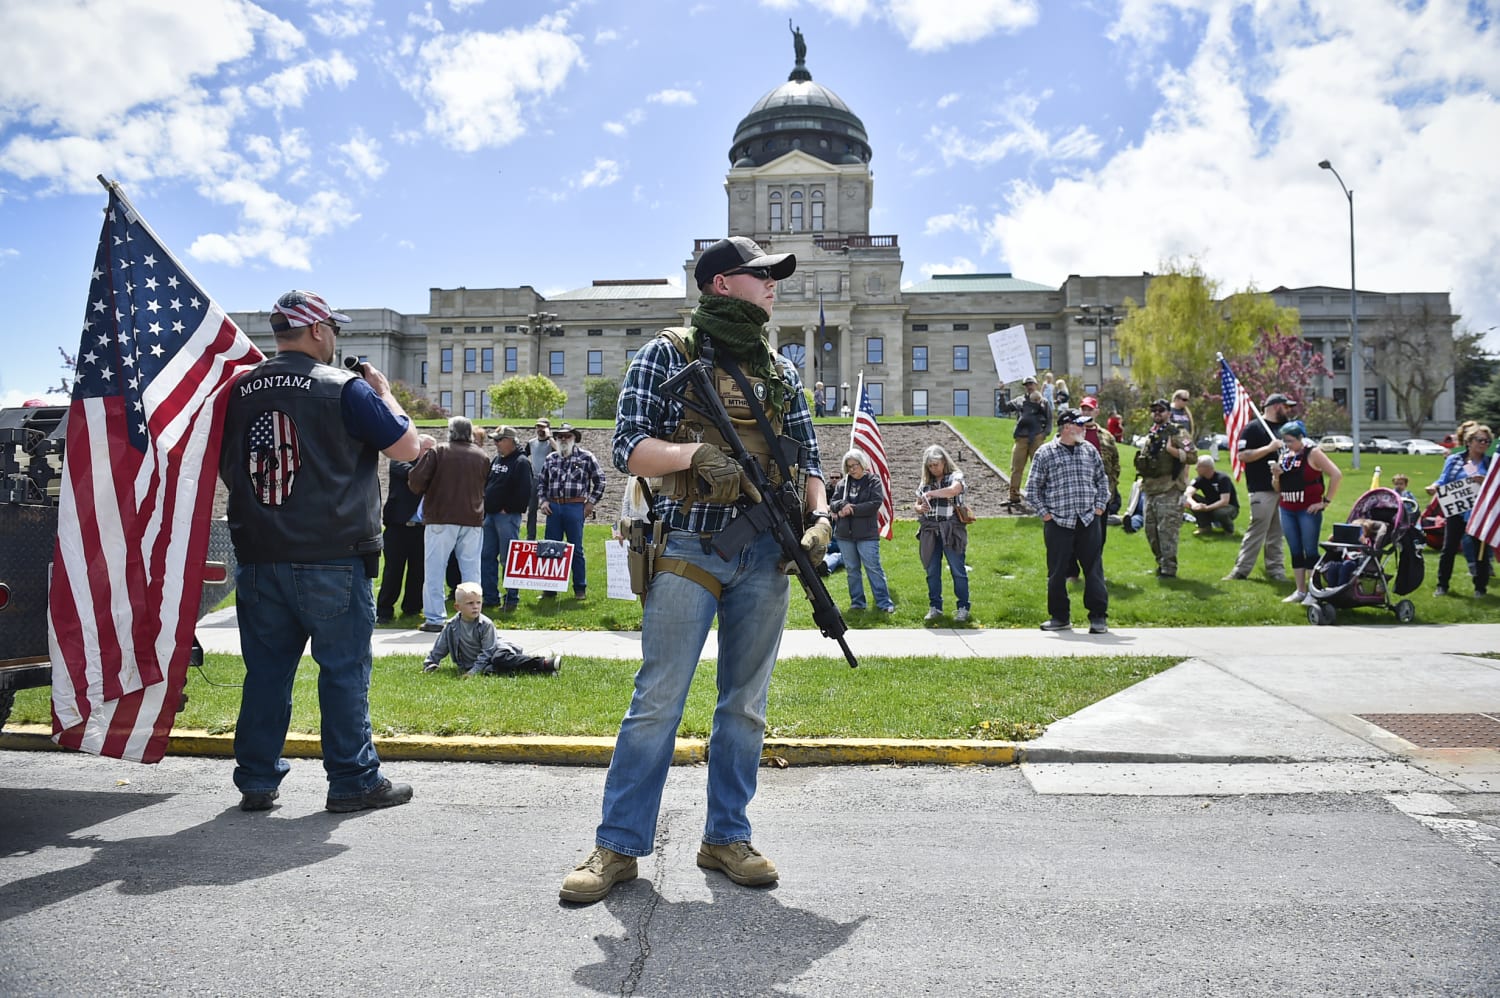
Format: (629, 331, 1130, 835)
(687, 293, 792, 416)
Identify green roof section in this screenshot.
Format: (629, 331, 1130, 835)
(903, 273, 1056, 294)
(549, 279, 686, 301)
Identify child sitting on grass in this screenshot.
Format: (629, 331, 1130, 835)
(423, 582, 561, 677)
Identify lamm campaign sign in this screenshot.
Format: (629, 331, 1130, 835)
(503, 539, 574, 592)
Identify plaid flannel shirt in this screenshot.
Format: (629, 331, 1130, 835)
(1026, 439, 1110, 527)
(613, 334, 823, 534)
(537, 447, 606, 504)
(917, 469, 964, 519)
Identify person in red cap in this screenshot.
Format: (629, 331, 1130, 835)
(1224, 392, 1297, 582)
(220, 289, 419, 813)
(1069, 395, 1120, 580)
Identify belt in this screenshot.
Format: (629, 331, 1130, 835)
(551, 497, 587, 504)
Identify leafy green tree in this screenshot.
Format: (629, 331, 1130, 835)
(390, 379, 446, 418)
(1117, 258, 1300, 431)
(583, 375, 621, 419)
(1464, 367, 1500, 429)
(1453, 326, 1500, 420)
(488, 375, 567, 421)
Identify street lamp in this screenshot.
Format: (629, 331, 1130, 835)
(521, 311, 562, 376)
(1318, 159, 1361, 470)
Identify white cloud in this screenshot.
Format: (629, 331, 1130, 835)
(603, 107, 646, 136)
(925, 207, 979, 237)
(0, 388, 66, 408)
(577, 158, 621, 189)
(309, 0, 374, 38)
(911, 257, 979, 283)
(408, 2, 443, 33)
(0, 247, 18, 265)
(603, 121, 628, 136)
(449, 0, 485, 10)
(980, 0, 1500, 340)
(595, 28, 620, 44)
(406, 26, 586, 151)
(928, 91, 1102, 166)
(338, 129, 387, 181)
(648, 89, 697, 106)
(244, 54, 358, 112)
(936, 92, 962, 109)
(190, 184, 359, 270)
(760, 0, 1037, 50)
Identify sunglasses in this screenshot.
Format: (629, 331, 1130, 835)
(724, 266, 775, 280)
(321, 319, 341, 335)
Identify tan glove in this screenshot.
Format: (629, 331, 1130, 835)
(690, 444, 746, 505)
(799, 516, 832, 565)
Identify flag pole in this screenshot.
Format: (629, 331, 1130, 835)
(1217, 352, 1276, 438)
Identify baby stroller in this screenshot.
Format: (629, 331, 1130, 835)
(1304, 488, 1425, 625)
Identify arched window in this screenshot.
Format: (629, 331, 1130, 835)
(790, 191, 804, 232)
(769, 191, 783, 232)
(810, 190, 824, 231)
(779, 343, 806, 372)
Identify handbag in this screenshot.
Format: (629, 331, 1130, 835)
(955, 500, 977, 525)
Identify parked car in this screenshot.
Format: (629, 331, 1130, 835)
(1364, 437, 1406, 454)
(1195, 433, 1229, 453)
(1400, 438, 1447, 455)
(1319, 434, 1354, 452)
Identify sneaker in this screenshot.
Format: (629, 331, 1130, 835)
(502, 601, 519, 612)
(325, 777, 414, 814)
(418, 622, 443, 633)
(1268, 574, 1289, 583)
(881, 605, 897, 614)
(1303, 593, 1320, 606)
(1280, 591, 1308, 603)
(1221, 572, 1247, 581)
(375, 613, 393, 625)
(954, 607, 970, 623)
(560, 846, 638, 904)
(540, 591, 556, 601)
(573, 589, 587, 600)
(924, 607, 943, 622)
(1067, 576, 1081, 585)
(421, 662, 438, 674)
(1192, 529, 1207, 537)
(1040, 619, 1071, 631)
(239, 789, 279, 812)
(546, 654, 563, 673)
(1434, 585, 1448, 597)
(1088, 618, 1108, 634)
(696, 841, 779, 886)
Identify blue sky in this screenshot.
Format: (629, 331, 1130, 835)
(3, 0, 1498, 405)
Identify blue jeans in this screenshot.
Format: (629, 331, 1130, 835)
(1279, 507, 1323, 569)
(232, 558, 387, 800)
(423, 522, 481, 625)
(924, 537, 970, 611)
(544, 501, 588, 593)
(596, 530, 789, 857)
(481, 511, 522, 605)
(842, 537, 893, 610)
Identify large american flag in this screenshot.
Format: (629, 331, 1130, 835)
(849, 374, 893, 540)
(49, 182, 263, 763)
(1219, 357, 1254, 481)
(1465, 441, 1500, 550)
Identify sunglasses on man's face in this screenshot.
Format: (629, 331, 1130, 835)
(724, 266, 774, 280)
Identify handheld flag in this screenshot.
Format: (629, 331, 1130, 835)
(49, 178, 263, 763)
(849, 374, 894, 540)
(1465, 439, 1500, 549)
(1218, 357, 1254, 480)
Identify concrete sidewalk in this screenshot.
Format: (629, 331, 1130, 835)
(9, 611, 1496, 794)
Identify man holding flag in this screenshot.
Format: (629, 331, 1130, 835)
(1223, 367, 1295, 583)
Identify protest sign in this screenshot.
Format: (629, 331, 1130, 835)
(503, 539, 573, 592)
(987, 325, 1035, 385)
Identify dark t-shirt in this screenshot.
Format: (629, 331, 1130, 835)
(1192, 471, 1239, 510)
(1238, 418, 1285, 493)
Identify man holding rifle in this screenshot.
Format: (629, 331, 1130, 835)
(560, 237, 830, 904)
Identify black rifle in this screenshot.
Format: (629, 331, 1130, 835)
(659, 352, 858, 669)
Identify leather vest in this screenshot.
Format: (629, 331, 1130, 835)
(220, 351, 382, 563)
(654, 328, 789, 500)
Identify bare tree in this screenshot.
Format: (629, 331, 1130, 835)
(1362, 301, 1457, 437)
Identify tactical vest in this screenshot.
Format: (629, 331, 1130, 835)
(220, 351, 382, 563)
(654, 327, 791, 501)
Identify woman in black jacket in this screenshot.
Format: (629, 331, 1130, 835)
(831, 449, 895, 613)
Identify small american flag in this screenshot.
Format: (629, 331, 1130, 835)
(1464, 440, 1499, 550)
(49, 181, 262, 763)
(849, 374, 893, 540)
(1219, 357, 1253, 481)
(248, 409, 301, 505)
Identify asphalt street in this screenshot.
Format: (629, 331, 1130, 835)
(2, 750, 1497, 997)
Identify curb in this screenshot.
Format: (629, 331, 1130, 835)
(0, 725, 1019, 768)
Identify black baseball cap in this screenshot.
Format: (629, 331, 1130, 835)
(694, 237, 796, 289)
(1056, 407, 1092, 427)
(1264, 393, 1299, 408)
(1149, 398, 1169, 410)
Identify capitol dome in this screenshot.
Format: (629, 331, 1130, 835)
(727, 30, 871, 168)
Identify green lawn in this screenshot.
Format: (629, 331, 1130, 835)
(7, 652, 1177, 741)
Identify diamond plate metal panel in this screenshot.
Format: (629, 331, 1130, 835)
(1357, 712, 1500, 748)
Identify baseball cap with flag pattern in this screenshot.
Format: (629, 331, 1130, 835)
(272, 290, 350, 328)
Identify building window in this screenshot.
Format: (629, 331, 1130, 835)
(769, 191, 783, 232)
(1034, 321, 1053, 330)
(867, 382, 884, 416)
(1332, 345, 1347, 371)
(504, 346, 517, 373)
(549, 351, 565, 376)
(1333, 388, 1348, 410)
(811, 200, 824, 231)
(911, 323, 928, 332)
(464, 325, 476, 335)
(1364, 387, 1380, 421)
(1036, 345, 1052, 370)
(626, 349, 637, 365)
(420, 360, 428, 385)
(440, 326, 453, 335)
(952, 323, 969, 332)
(626, 327, 642, 336)
(588, 350, 603, 376)
(481, 347, 493, 373)
(953, 345, 969, 371)
(1084, 384, 1099, 396)
(464, 347, 476, 373)
(480, 393, 492, 419)
(463, 390, 476, 417)
(1110, 343, 1123, 367)
(779, 343, 806, 372)
(912, 345, 928, 372)
(912, 389, 929, 416)
(994, 388, 1010, 417)
(790, 191, 804, 231)
(954, 389, 970, 417)
(440, 347, 453, 373)
(1083, 339, 1097, 367)
(439, 390, 452, 413)
(587, 328, 603, 337)
(504, 325, 518, 333)
(866, 337, 884, 365)
(480, 325, 493, 334)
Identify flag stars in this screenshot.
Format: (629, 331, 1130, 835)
(189, 296, 202, 309)
(122, 354, 136, 369)
(99, 367, 114, 383)
(92, 267, 103, 282)
(169, 298, 182, 311)
(145, 277, 158, 291)
(167, 276, 179, 289)
(146, 299, 161, 314)
(147, 321, 162, 336)
(93, 299, 107, 314)
(141, 252, 154, 266)
(83, 349, 99, 365)
(171, 320, 185, 335)
(150, 343, 165, 358)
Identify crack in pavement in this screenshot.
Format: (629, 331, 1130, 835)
(619, 811, 670, 998)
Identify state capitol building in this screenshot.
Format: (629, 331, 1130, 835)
(230, 41, 1455, 433)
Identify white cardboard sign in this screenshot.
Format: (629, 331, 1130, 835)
(1436, 478, 1479, 519)
(604, 538, 636, 601)
(987, 325, 1035, 386)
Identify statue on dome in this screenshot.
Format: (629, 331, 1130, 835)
(790, 20, 806, 65)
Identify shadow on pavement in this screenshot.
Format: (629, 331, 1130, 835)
(574, 873, 868, 997)
(0, 792, 353, 924)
